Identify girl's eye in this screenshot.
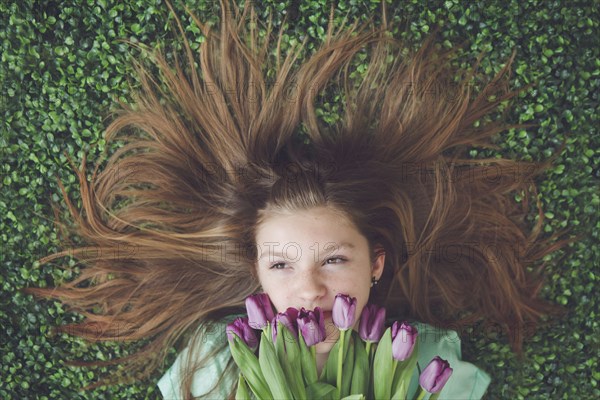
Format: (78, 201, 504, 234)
(325, 257, 346, 264)
(270, 262, 286, 270)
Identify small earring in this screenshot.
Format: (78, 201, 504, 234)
(370, 276, 379, 288)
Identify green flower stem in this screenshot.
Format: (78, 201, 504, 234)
(337, 329, 347, 393)
(265, 322, 272, 344)
(371, 343, 378, 365)
(365, 341, 374, 398)
(414, 388, 427, 400)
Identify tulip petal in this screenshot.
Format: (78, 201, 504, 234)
(297, 307, 326, 346)
(391, 321, 417, 361)
(245, 293, 275, 330)
(419, 356, 453, 393)
(226, 317, 258, 352)
(359, 303, 386, 342)
(332, 294, 357, 330)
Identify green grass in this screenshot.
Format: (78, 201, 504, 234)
(1, 0, 598, 398)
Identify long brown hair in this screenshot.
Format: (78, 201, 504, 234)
(26, 1, 567, 398)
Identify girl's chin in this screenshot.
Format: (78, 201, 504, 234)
(314, 338, 336, 354)
(315, 316, 361, 354)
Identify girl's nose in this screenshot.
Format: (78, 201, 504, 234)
(295, 269, 327, 303)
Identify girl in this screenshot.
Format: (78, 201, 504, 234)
(29, 1, 566, 398)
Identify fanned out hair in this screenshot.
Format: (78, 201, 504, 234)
(27, 1, 567, 398)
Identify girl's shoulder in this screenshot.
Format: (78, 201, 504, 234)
(157, 315, 242, 399)
(408, 321, 491, 399)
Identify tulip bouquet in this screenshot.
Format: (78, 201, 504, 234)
(226, 293, 453, 400)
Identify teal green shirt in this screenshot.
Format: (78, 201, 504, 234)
(158, 320, 490, 399)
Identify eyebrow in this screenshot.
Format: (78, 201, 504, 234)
(258, 251, 284, 261)
(257, 241, 356, 260)
(323, 242, 355, 253)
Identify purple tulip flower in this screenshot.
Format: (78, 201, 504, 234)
(358, 303, 386, 342)
(332, 294, 357, 331)
(226, 317, 259, 351)
(246, 293, 275, 330)
(272, 307, 299, 343)
(297, 307, 326, 346)
(419, 356, 453, 393)
(391, 321, 418, 361)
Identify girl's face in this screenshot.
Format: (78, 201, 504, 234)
(255, 206, 385, 354)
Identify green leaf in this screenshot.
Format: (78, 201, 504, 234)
(258, 331, 293, 400)
(275, 322, 286, 357)
(341, 335, 355, 398)
(350, 332, 369, 396)
(235, 373, 251, 400)
(306, 381, 339, 400)
(229, 335, 271, 398)
(391, 340, 420, 399)
(298, 330, 318, 385)
(131, 23, 142, 34)
(275, 323, 306, 399)
(373, 328, 393, 400)
(321, 330, 352, 385)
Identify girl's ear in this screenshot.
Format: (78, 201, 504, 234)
(372, 245, 386, 280)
